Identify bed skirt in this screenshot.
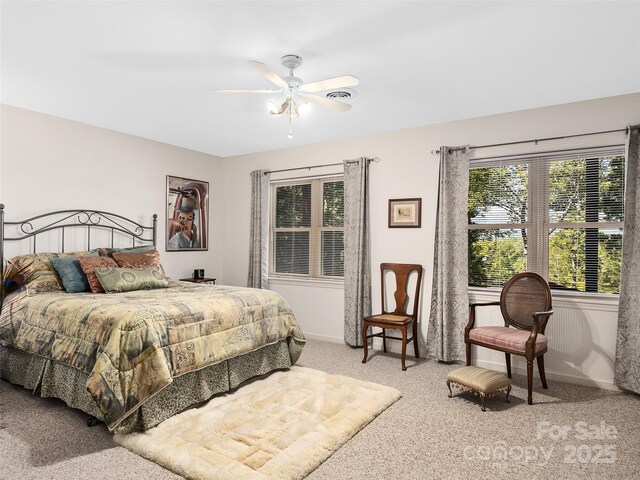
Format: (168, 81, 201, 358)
(0, 339, 296, 433)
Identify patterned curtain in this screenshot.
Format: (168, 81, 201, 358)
(247, 170, 270, 289)
(615, 125, 640, 393)
(344, 158, 372, 346)
(427, 146, 470, 362)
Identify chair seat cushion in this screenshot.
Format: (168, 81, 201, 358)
(447, 366, 510, 395)
(469, 326, 547, 353)
(365, 313, 412, 324)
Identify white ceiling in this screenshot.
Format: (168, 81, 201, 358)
(1, 1, 639, 157)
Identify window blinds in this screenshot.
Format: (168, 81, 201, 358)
(271, 177, 344, 279)
(320, 181, 345, 277)
(468, 146, 625, 294)
(273, 183, 312, 275)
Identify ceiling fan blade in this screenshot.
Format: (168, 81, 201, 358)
(247, 60, 288, 88)
(300, 75, 359, 93)
(213, 89, 282, 94)
(304, 93, 352, 112)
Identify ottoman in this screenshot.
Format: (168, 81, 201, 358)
(446, 366, 511, 411)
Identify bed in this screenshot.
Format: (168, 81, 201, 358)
(0, 206, 305, 433)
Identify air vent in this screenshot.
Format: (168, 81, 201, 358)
(327, 91, 351, 99)
(326, 88, 357, 100)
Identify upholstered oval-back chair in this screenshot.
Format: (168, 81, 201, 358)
(464, 272, 553, 405)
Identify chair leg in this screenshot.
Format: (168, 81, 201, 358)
(361, 321, 369, 364)
(401, 326, 408, 371)
(527, 359, 534, 405)
(412, 320, 419, 358)
(466, 342, 471, 366)
(382, 328, 387, 353)
(537, 355, 548, 389)
(505, 353, 512, 378)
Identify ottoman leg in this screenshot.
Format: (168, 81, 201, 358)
(447, 380, 453, 398)
(506, 385, 511, 403)
(480, 393, 486, 412)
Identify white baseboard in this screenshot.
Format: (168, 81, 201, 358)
(472, 358, 619, 391)
(302, 332, 344, 344)
(302, 334, 618, 391)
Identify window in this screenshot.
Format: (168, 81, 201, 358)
(468, 146, 625, 294)
(270, 176, 344, 280)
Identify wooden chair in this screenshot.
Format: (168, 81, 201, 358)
(362, 263, 423, 371)
(465, 272, 554, 405)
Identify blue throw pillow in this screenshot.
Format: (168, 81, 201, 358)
(51, 253, 98, 293)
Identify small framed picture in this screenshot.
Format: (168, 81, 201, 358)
(388, 198, 422, 228)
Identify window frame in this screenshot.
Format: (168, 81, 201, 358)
(269, 175, 345, 282)
(468, 146, 626, 297)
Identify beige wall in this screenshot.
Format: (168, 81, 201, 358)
(0, 105, 223, 280)
(221, 93, 640, 389)
(2, 93, 639, 389)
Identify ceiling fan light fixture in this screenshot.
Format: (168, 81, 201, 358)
(268, 98, 289, 115)
(296, 98, 310, 116)
(268, 99, 281, 115)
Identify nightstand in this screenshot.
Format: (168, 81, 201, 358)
(180, 277, 216, 285)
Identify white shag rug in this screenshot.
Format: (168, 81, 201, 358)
(114, 366, 401, 480)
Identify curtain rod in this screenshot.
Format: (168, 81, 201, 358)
(263, 157, 380, 175)
(430, 127, 629, 155)
(469, 144, 625, 164)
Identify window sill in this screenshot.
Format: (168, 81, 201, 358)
(468, 287, 619, 312)
(268, 276, 345, 290)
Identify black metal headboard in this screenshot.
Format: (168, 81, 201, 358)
(0, 204, 157, 300)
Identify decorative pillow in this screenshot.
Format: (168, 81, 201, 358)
(57, 250, 95, 257)
(5, 253, 63, 295)
(112, 249, 165, 276)
(77, 256, 119, 293)
(50, 253, 98, 293)
(2, 260, 23, 300)
(4, 251, 96, 295)
(95, 245, 155, 257)
(94, 267, 169, 293)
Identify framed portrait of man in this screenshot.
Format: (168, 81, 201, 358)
(166, 175, 209, 251)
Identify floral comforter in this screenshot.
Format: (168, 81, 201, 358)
(0, 281, 305, 430)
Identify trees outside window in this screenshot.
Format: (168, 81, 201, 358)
(468, 148, 625, 294)
(271, 177, 344, 280)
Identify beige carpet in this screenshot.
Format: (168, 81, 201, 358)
(3, 339, 640, 479)
(113, 366, 401, 480)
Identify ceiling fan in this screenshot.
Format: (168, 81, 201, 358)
(214, 55, 359, 138)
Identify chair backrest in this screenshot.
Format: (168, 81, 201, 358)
(500, 272, 552, 331)
(380, 263, 423, 317)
